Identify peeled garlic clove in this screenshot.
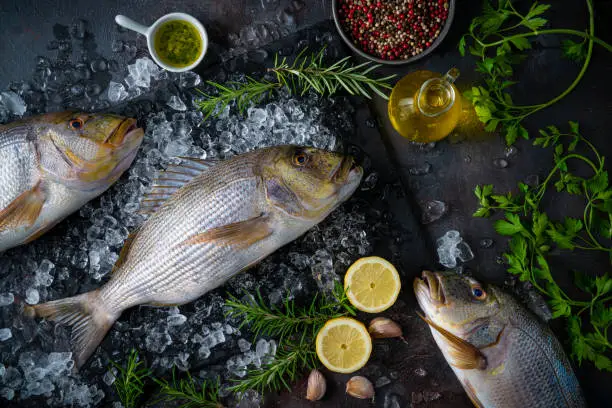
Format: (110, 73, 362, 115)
(368, 317, 403, 339)
(306, 369, 326, 401)
(346, 376, 375, 399)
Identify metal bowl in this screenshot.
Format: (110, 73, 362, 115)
(332, 0, 456, 65)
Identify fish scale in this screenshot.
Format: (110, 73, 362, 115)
(0, 112, 143, 252)
(27, 145, 363, 368)
(414, 271, 585, 408)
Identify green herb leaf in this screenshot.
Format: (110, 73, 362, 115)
(495, 213, 524, 235)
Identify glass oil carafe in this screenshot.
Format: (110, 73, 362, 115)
(388, 68, 462, 143)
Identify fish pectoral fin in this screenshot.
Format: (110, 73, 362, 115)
(0, 182, 45, 233)
(417, 312, 487, 370)
(111, 227, 140, 274)
(139, 158, 219, 215)
(181, 214, 272, 249)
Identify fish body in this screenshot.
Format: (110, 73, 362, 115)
(27, 145, 363, 367)
(414, 271, 585, 408)
(0, 112, 144, 252)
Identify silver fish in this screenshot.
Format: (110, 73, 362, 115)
(414, 270, 586, 408)
(27, 145, 363, 368)
(0, 112, 144, 252)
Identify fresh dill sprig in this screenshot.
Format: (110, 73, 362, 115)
(153, 370, 224, 408)
(473, 121, 611, 371)
(110, 349, 150, 408)
(228, 338, 317, 395)
(459, 0, 612, 145)
(225, 281, 356, 341)
(196, 47, 395, 119)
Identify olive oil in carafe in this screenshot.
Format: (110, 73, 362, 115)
(388, 69, 462, 143)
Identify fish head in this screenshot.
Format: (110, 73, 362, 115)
(36, 112, 144, 191)
(261, 146, 363, 220)
(414, 270, 502, 333)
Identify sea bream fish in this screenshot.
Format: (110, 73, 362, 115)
(0, 112, 144, 252)
(27, 145, 363, 368)
(414, 271, 586, 408)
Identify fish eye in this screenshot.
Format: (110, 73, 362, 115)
(69, 118, 84, 130)
(471, 285, 487, 301)
(293, 151, 308, 166)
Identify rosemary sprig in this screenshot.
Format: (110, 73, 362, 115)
(269, 48, 395, 100)
(153, 370, 224, 408)
(110, 349, 150, 408)
(196, 47, 395, 119)
(225, 282, 355, 394)
(460, 0, 612, 145)
(197, 78, 280, 120)
(228, 338, 317, 395)
(225, 281, 356, 341)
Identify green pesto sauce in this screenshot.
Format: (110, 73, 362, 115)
(154, 20, 202, 68)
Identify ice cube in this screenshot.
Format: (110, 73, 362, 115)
(0, 387, 15, 400)
(107, 82, 128, 102)
(454, 241, 474, 262)
(173, 352, 190, 371)
(479, 238, 494, 248)
(0, 328, 12, 341)
(103, 368, 117, 386)
(25, 288, 40, 305)
(504, 145, 518, 158)
(179, 71, 202, 88)
(247, 107, 267, 124)
(167, 314, 187, 326)
(0, 293, 14, 306)
(384, 394, 401, 408)
(420, 200, 448, 224)
(360, 172, 378, 191)
(0, 91, 27, 116)
(145, 328, 173, 353)
(198, 345, 211, 359)
(409, 162, 432, 176)
(34, 259, 55, 287)
(238, 338, 251, 352)
(493, 158, 508, 168)
(164, 139, 191, 157)
(414, 367, 427, 376)
(255, 339, 270, 358)
(105, 228, 125, 247)
(375, 376, 391, 388)
(167, 95, 187, 111)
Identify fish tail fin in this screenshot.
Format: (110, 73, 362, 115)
(24, 289, 117, 369)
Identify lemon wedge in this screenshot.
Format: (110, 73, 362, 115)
(344, 256, 401, 313)
(315, 317, 372, 373)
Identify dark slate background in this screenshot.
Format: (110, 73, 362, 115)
(1, 0, 611, 407)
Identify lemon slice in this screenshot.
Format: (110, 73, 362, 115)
(344, 256, 401, 313)
(315, 317, 372, 373)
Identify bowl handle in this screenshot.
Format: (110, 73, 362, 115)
(115, 15, 149, 36)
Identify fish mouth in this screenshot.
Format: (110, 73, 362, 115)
(106, 118, 142, 146)
(332, 156, 362, 184)
(414, 270, 447, 308)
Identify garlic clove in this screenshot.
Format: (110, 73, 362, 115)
(346, 376, 375, 399)
(306, 369, 326, 401)
(368, 317, 403, 339)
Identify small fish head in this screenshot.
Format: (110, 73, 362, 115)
(261, 146, 363, 220)
(414, 271, 501, 333)
(36, 112, 144, 191)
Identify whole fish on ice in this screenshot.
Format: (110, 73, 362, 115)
(27, 145, 363, 368)
(414, 270, 586, 408)
(0, 112, 144, 252)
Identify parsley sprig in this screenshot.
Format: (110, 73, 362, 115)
(460, 0, 612, 145)
(474, 122, 611, 371)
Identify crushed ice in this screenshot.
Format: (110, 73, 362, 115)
(436, 230, 475, 268)
(0, 18, 402, 407)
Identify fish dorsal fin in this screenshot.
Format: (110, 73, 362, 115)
(139, 157, 218, 215)
(111, 227, 140, 274)
(417, 312, 488, 370)
(0, 182, 45, 233)
(180, 214, 272, 249)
